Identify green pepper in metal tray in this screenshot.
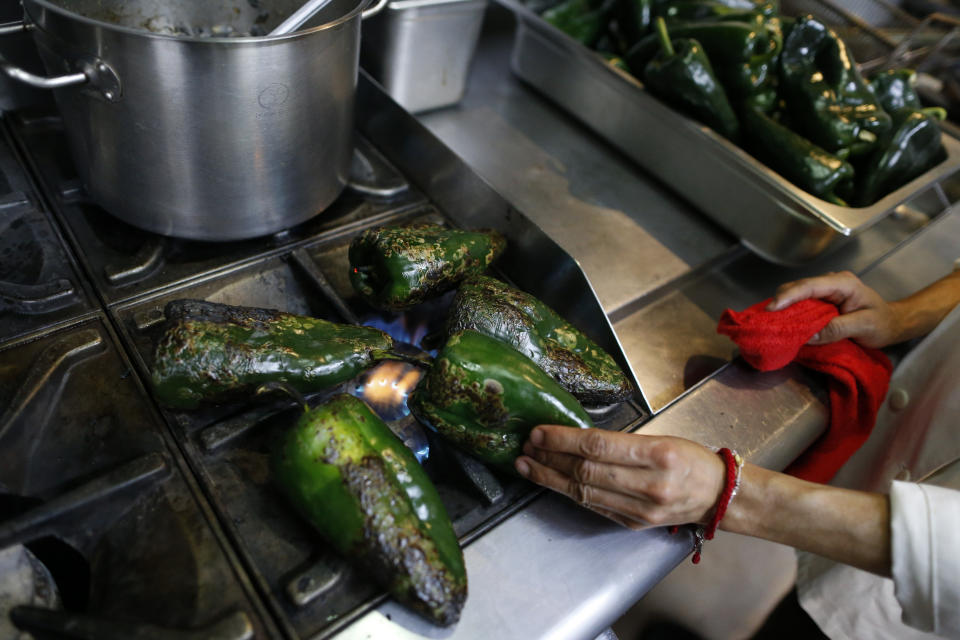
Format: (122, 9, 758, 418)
(617, 0, 655, 46)
(273, 394, 467, 626)
(643, 18, 740, 140)
(742, 106, 854, 205)
(655, 0, 777, 23)
(150, 299, 396, 410)
(870, 68, 923, 114)
(630, 18, 781, 112)
(542, 0, 614, 46)
(779, 15, 891, 156)
(857, 106, 946, 206)
(349, 224, 506, 311)
(446, 276, 633, 405)
(410, 331, 594, 469)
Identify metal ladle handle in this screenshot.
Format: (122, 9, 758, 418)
(271, 0, 389, 34)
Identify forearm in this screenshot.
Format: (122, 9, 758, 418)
(721, 464, 891, 577)
(890, 270, 960, 343)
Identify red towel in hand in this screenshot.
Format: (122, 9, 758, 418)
(717, 298, 893, 483)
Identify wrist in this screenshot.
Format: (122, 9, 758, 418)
(887, 299, 912, 345)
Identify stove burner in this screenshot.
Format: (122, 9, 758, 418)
(10, 606, 255, 640)
(104, 238, 168, 286)
(346, 137, 410, 199)
(0, 545, 61, 640)
(0, 454, 170, 552)
(0, 208, 81, 318)
(0, 330, 105, 491)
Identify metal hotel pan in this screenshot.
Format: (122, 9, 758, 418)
(499, 0, 960, 265)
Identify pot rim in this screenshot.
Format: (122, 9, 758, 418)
(23, 0, 369, 43)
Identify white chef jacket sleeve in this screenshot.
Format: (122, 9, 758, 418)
(890, 480, 960, 637)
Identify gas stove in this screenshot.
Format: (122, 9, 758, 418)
(0, 78, 648, 639)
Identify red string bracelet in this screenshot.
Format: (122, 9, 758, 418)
(668, 447, 744, 564)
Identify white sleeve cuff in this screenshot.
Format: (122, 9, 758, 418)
(890, 480, 960, 636)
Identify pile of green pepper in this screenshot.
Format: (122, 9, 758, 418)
(538, 0, 946, 206)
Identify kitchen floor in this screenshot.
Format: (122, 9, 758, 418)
(612, 533, 798, 640)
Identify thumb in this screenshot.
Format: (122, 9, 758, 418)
(808, 313, 863, 345)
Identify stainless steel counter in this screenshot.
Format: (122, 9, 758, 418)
(333, 5, 960, 639)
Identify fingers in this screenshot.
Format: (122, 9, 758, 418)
(767, 271, 863, 311)
(515, 453, 667, 525)
(521, 440, 660, 499)
(527, 424, 668, 466)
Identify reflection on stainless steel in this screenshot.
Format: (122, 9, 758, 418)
(500, 0, 960, 265)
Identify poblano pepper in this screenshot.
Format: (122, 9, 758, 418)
(446, 276, 632, 405)
(542, 0, 612, 46)
(742, 106, 854, 205)
(348, 224, 506, 311)
(656, 0, 777, 23)
(857, 107, 946, 206)
(635, 18, 781, 110)
(151, 299, 396, 409)
(779, 15, 891, 155)
(273, 394, 467, 626)
(643, 18, 740, 140)
(870, 68, 923, 114)
(617, 0, 654, 46)
(409, 330, 594, 468)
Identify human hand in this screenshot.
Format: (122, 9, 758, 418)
(767, 271, 902, 348)
(514, 425, 725, 529)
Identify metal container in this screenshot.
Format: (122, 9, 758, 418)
(0, 0, 386, 241)
(499, 0, 960, 265)
(361, 0, 486, 113)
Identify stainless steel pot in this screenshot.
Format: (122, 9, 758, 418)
(0, 0, 387, 241)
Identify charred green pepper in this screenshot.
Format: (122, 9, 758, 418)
(857, 106, 946, 205)
(410, 331, 594, 468)
(870, 68, 923, 114)
(542, 0, 612, 46)
(643, 18, 740, 140)
(446, 276, 632, 405)
(742, 106, 854, 204)
(349, 224, 506, 311)
(779, 15, 891, 155)
(151, 300, 396, 410)
(273, 394, 466, 625)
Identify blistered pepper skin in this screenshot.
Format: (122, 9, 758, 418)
(410, 331, 594, 468)
(348, 224, 506, 311)
(446, 276, 632, 405)
(779, 16, 891, 155)
(151, 300, 394, 409)
(273, 394, 467, 626)
(857, 107, 946, 206)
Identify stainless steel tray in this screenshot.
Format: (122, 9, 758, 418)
(499, 0, 960, 264)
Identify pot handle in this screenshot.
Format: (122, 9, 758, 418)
(0, 20, 87, 89)
(0, 20, 121, 100)
(362, 0, 390, 19)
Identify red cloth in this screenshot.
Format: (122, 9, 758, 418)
(717, 298, 893, 483)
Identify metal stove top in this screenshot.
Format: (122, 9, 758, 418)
(0, 76, 647, 639)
